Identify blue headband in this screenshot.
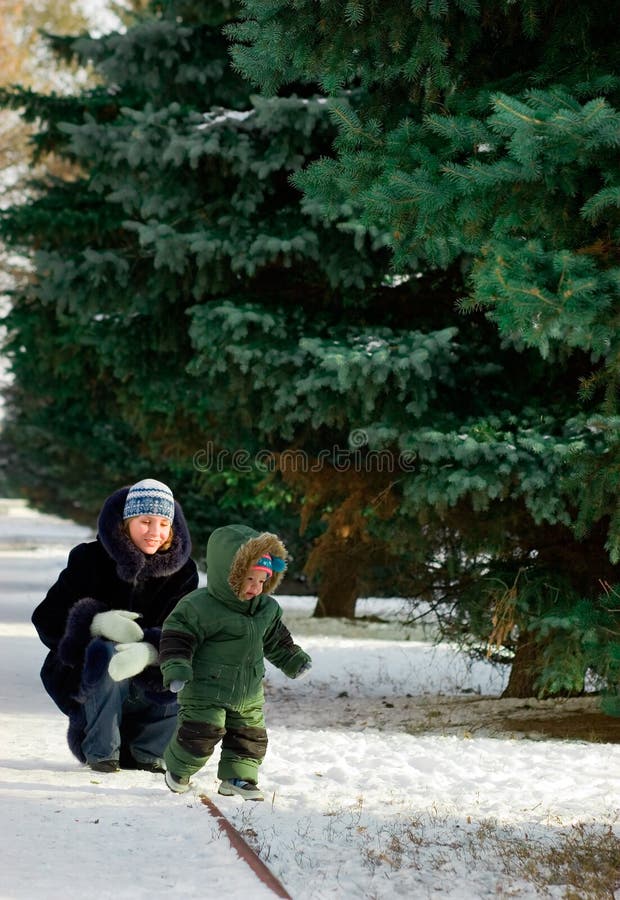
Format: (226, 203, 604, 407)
(252, 554, 286, 575)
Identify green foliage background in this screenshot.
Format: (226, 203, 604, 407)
(1, 0, 619, 702)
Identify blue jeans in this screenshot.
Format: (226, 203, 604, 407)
(81, 641, 178, 766)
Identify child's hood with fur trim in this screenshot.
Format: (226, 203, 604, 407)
(206, 524, 288, 605)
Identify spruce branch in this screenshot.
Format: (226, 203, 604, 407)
(328, 104, 383, 147)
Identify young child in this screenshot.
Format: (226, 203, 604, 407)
(32, 478, 198, 773)
(160, 524, 311, 800)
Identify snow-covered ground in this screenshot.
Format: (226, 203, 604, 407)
(1, 499, 618, 899)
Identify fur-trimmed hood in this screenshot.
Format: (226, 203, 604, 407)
(98, 486, 193, 583)
(206, 524, 288, 604)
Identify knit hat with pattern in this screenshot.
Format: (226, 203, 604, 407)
(122, 479, 175, 522)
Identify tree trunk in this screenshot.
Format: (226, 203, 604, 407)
(502, 630, 585, 698)
(313, 576, 358, 618)
(501, 631, 543, 698)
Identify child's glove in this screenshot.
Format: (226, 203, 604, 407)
(169, 679, 186, 693)
(293, 661, 312, 680)
(108, 642, 158, 681)
(90, 609, 143, 643)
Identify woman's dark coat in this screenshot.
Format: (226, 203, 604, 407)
(31, 486, 198, 760)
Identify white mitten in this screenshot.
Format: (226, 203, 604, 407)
(108, 642, 158, 682)
(90, 609, 144, 643)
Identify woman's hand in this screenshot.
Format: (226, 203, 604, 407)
(108, 642, 158, 681)
(90, 609, 144, 642)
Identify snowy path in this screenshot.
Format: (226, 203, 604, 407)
(0, 503, 276, 899)
(1, 500, 618, 899)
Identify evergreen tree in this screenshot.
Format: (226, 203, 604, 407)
(225, 0, 620, 703)
(0, 0, 96, 496)
(0, 0, 393, 560)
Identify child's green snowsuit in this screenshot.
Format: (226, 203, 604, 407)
(160, 524, 311, 783)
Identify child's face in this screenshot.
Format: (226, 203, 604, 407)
(127, 515, 172, 554)
(240, 570, 268, 601)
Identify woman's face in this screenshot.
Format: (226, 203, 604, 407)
(127, 515, 172, 554)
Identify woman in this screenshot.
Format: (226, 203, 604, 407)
(32, 479, 198, 773)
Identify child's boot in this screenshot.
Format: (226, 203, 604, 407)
(218, 778, 264, 801)
(165, 770, 191, 793)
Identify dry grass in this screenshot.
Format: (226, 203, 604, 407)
(488, 821, 620, 899)
(358, 812, 620, 898)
